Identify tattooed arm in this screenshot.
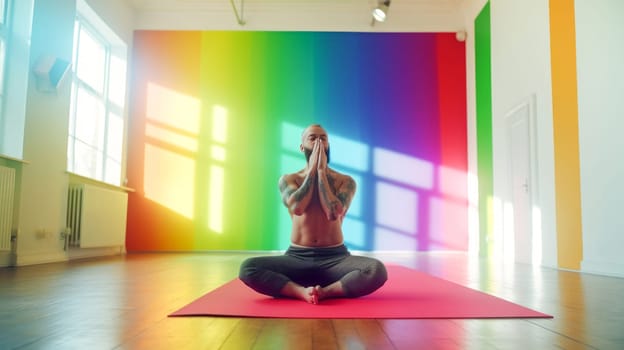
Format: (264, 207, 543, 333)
(316, 141, 356, 220)
(279, 172, 316, 216)
(317, 171, 356, 221)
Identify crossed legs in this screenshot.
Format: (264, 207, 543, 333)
(238, 245, 387, 304)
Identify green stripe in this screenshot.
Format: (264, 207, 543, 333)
(475, 2, 494, 257)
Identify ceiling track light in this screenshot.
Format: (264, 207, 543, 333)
(372, 0, 391, 23)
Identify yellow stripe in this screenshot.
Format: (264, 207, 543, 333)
(549, 0, 583, 269)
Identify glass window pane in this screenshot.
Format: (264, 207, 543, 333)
(0, 0, 5, 26)
(68, 92, 77, 137)
(107, 111, 123, 162)
(72, 20, 79, 65)
(0, 38, 5, 92)
(95, 148, 104, 181)
(109, 53, 127, 107)
(75, 85, 105, 148)
(76, 26, 105, 94)
(105, 157, 121, 185)
(73, 140, 99, 179)
(67, 136, 75, 172)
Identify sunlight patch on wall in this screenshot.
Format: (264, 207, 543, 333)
(373, 148, 434, 190)
(143, 82, 201, 220)
(146, 83, 200, 133)
(207, 105, 228, 234)
(374, 227, 417, 251)
(375, 181, 418, 233)
(144, 144, 195, 219)
(145, 124, 198, 152)
(330, 135, 369, 172)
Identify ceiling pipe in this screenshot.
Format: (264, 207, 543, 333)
(229, 0, 246, 25)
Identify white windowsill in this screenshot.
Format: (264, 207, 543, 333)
(67, 171, 135, 193)
(0, 153, 30, 164)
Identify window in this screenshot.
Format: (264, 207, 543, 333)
(67, 1, 127, 186)
(0, 0, 9, 125)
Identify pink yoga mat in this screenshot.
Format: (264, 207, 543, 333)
(169, 265, 552, 319)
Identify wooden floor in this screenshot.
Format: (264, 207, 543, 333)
(1, 252, 623, 350)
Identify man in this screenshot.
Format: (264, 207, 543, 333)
(239, 124, 387, 304)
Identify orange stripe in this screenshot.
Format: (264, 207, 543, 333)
(549, 0, 583, 269)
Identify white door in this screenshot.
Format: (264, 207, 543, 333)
(507, 102, 533, 264)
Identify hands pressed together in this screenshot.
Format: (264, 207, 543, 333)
(307, 138, 328, 174)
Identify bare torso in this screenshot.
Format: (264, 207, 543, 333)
(286, 169, 348, 247)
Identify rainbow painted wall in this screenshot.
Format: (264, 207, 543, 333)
(126, 31, 467, 252)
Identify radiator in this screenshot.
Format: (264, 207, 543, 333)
(66, 184, 128, 248)
(0, 166, 16, 251)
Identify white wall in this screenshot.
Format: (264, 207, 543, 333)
(475, 0, 624, 275)
(461, 0, 559, 267)
(16, 0, 75, 265)
(488, 0, 557, 268)
(11, 0, 134, 266)
(576, 0, 624, 277)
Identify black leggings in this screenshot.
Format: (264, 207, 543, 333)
(239, 245, 387, 298)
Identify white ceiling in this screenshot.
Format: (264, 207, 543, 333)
(125, 0, 468, 32)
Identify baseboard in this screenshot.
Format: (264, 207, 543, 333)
(9, 247, 124, 266)
(581, 259, 624, 278)
(14, 251, 68, 266)
(0, 251, 12, 267)
(67, 246, 124, 261)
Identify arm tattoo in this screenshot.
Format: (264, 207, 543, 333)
(279, 178, 294, 206)
(294, 176, 314, 201)
(337, 178, 355, 207)
(279, 174, 315, 207)
(319, 178, 334, 207)
(319, 176, 341, 218)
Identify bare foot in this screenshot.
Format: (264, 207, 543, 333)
(306, 285, 341, 304)
(309, 285, 322, 304)
(281, 281, 344, 304)
(281, 282, 321, 304)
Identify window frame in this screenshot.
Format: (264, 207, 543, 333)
(67, 6, 127, 187)
(0, 0, 10, 124)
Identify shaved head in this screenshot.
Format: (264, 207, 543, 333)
(300, 124, 330, 164)
(301, 124, 326, 142)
